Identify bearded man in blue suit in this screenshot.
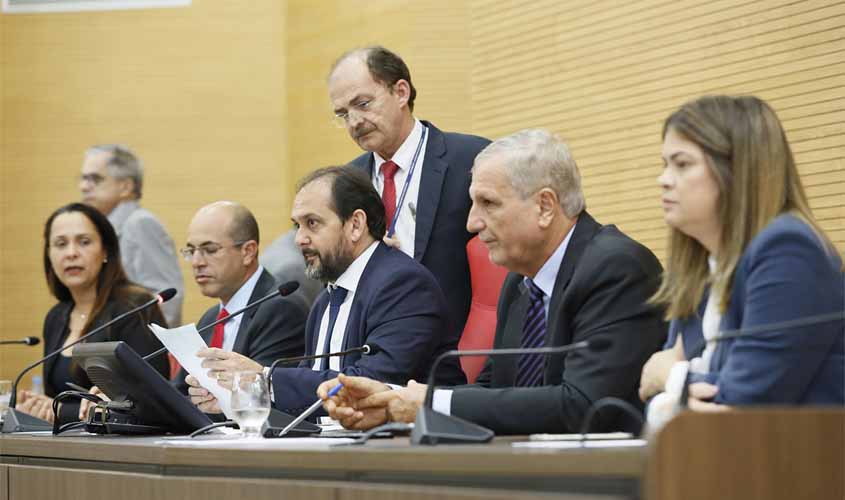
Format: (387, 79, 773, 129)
(186, 167, 465, 416)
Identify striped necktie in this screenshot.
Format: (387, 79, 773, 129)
(515, 280, 547, 387)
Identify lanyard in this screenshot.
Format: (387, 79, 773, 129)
(386, 125, 428, 237)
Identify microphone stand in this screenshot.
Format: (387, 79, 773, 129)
(411, 340, 602, 445)
(2, 289, 176, 433)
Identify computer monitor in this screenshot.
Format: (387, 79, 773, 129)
(73, 341, 212, 434)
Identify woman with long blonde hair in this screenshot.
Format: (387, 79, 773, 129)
(640, 95, 843, 422)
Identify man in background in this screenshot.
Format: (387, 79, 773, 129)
(79, 144, 184, 326)
(328, 46, 490, 336)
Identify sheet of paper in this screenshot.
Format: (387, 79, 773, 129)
(148, 323, 232, 417)
(512, 439, 647, 449)
(155, 436, 355, 448)
(529, 432, 633, 441)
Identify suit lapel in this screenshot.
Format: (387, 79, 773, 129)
(231, 270, 272, 355)
(413, 122, 447, 262)
(44, 302, 73, 381)
(545, 212, 601, 348)
(495, 281, 531, 385)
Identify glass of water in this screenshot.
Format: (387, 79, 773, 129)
(230, 371, 270, 439)
(0, 380, 12, 420)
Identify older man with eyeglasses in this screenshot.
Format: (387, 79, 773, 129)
(79, 144, 184, 326)
(172, 201, 308, 395)
(328, 46, 490, 338)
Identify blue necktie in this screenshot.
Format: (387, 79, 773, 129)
(516, 280, 547, 387)
(319, 286, 348, 370)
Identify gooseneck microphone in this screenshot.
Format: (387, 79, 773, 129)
(267, 343, 382, 376)
(0, 336, 40, 346)
(412, 338, 611, 445)
(2, 288, 177, 433)
(142, 281, 301, 362)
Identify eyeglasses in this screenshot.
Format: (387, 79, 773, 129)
(180, 241, 247, 261)
(331, 87, 391, 128)
(79, 173, 106, 186)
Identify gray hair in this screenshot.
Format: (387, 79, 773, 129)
(475, 129, 585, 218)
(86, 144, 144, 199)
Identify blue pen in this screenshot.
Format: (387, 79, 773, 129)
(277, 383, 344, 437)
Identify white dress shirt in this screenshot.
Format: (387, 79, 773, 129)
(372, 119, 428, 259)
(312, 242, 380, 371)
(217, 266, 265, 352)
(432, 224, 577, 415)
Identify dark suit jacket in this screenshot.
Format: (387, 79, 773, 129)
(350, 121, 490, 336)
(450, 212, 667, 434)
(174, 269, 307, 394)
(42, 288, 169, 422)
(271, 242, 466, 414)
(688, 214, 844, 405)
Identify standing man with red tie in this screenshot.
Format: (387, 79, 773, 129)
(328, 46, 490, 336)
(172, 201, 307, 394)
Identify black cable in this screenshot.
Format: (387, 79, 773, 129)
(51, 390, 104, 435)
(578, 397, 645, 439)
(333, 422, 415, 446)
(189, 420, 238, 438)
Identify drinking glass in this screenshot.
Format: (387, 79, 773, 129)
(230, 371, 270, 439)
(0, 380, 12, 420)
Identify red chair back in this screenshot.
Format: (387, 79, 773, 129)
(458, 236, 509, 383)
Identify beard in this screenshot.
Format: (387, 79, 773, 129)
(302, 239, 355, 284)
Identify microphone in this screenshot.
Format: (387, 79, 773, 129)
(692, 310, 845, 352)
(411, 338, 611, 445)
(2, 288, 177, 433)
(142, 281, 301, 362)
(679, 310, 845, 407)
(0, 337, 40, 346)
(266, 343, 383, 438)
(267, 343, 382, 374)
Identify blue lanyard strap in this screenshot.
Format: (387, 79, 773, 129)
(386, 125, 427, 237)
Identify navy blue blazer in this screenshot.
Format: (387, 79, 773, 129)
(350, 121, 490, 337)
(690, 214, 844, 405)
(271, 242, 466, 414)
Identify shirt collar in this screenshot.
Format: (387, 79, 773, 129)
(221, 265, 265, 311)
(331, 241, 380, 294)
(373, 119, 423, 171)
(525, 223, 577, 298)
(106, 200, 140, 234)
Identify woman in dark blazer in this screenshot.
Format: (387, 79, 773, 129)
(15, 203, 169, 423)
(642, 95, 843, 424)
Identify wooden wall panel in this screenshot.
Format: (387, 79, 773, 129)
(470, 0, 845, 260)
(0, 2, 288, 380)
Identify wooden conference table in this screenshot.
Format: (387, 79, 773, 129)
(1, 409, 842, 500)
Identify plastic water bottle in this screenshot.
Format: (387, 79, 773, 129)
(31, 375, 44, 396)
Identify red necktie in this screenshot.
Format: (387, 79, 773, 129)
(209, 307, 229, 349)
(380, 161, 400, 226)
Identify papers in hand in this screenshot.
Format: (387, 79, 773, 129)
(148, 323, 232, 418)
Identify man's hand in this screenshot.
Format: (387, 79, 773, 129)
(382, 234, 401, 250)
(78, 386, 109, 421)
(384, 380, 426, 423)
(688, 382, 731, 413)
(197, 348, 262, 390)
(186, 374, 222, 414)
(318, 374, 393, 430)
(16, 391, 55, 423)
(639, 337, 684, 401)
